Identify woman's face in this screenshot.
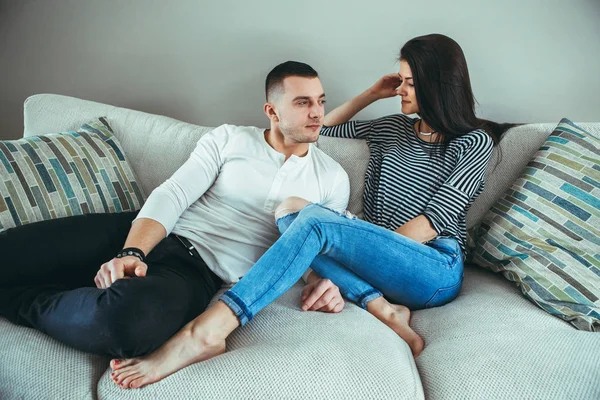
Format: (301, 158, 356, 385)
(396, 60, 419, 115)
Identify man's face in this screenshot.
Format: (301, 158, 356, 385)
(272, 76, 325, 143)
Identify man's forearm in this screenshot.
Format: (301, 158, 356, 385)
(122, 218, 167, 256)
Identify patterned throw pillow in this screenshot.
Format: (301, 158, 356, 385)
(472, 118, 599, 331)
(0, 118, 145, 231)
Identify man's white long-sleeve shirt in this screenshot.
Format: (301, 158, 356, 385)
(136, 124, 350, 284)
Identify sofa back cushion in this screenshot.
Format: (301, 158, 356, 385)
(471, 119, 600, 331)
(23, 94, 600, 227)
(24, 95, 213, 199)
(2, 118, 144, 231)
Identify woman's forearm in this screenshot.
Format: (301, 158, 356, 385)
(394, 215, 438, 243)
(324, 89, 379, 126)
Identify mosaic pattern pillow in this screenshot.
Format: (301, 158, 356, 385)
(0, 118, 145, 231)
(472, 118, 599, 331)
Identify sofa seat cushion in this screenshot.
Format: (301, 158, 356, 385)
(412, 265, 600, 400)
(96, 283, 424, 399)
(0, 317, 109, 400)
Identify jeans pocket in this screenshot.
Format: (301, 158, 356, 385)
(424, 276, 463, 309)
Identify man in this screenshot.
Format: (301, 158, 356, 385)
(0, 61, 349, 359)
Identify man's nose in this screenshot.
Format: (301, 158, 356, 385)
(309, 104, 322, 118)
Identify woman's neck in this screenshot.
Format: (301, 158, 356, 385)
(416, 119, 440, 143)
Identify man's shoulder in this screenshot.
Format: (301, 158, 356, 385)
(209, 124, 262, 137)
(199, 124, 263, 147)
(310, 145, 347, 177)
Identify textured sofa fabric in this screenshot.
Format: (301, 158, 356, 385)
(1, 93, 598, 399)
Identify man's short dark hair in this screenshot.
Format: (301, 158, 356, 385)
(265, 61, 319, 102)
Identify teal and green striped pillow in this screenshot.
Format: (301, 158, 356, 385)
(0, 118, 145, 232)
(473, 118, 599, 331)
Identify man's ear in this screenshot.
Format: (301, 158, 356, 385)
(264, 103, 279, 122)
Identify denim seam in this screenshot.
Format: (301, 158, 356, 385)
(357, 289, 382, 309)
(220, 291, 251, 326)
(424, 275, 464, 308)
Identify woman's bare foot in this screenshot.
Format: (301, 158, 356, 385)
(367, 298, 424, 357)
(110, 301, 239, 389)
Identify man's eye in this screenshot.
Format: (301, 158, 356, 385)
(298, 101, 307, 105)
(320, 100, 326, 105)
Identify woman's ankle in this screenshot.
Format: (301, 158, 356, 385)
(366, 296, 391, 316)
(188, 302, 240, 344)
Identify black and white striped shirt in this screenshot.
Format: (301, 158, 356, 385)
(321, 114, 494, 256)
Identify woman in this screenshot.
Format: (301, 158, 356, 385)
(110, 33, 512, 388)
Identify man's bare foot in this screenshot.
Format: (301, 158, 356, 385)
(110, 301, 239, 389)
(367, 298, 424, 357)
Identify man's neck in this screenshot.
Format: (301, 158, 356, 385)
(264, 128, 310, 161)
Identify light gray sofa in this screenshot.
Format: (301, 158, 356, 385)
(1, 94, 599, 400)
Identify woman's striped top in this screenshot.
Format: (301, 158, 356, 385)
(321, 114, 494, 256)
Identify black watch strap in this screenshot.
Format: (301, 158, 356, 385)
(116, 247, 146, 262)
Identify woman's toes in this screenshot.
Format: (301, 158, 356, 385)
(113, 366, 135, 385)
(130, 375, 151, 389)
(121, 372, 142, 389)
(111, 358, 136, 371)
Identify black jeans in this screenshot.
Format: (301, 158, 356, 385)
(0, 212, 222, 358)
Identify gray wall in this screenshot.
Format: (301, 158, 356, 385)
(1, 0, 599, 140)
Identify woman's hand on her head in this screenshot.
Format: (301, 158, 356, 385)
(368, 73, 402, 100)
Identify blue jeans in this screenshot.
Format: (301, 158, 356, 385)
(220, 204, 463, 326)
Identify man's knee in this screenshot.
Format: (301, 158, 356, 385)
(275, 197, 311, 220)
(97, 286, 188, 357)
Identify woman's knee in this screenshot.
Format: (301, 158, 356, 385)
(275, 197, 311, 220)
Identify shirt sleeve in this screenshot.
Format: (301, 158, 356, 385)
(134, 125, 229, 235)
(423, 131, 494, 234)
(320, 114, 409, 141)
(320, 120, 375, 139)
(319, 167, 351, 213)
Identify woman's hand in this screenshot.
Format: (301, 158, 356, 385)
(367, 73, 402, 100)
(323, 73, 401, 127)
(301, 278, 345, 313)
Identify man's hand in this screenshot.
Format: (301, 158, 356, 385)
(94, 256, 148, 289)
(301, 278, 344, 313)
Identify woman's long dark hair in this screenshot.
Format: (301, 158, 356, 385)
(400, 34, 515, 145)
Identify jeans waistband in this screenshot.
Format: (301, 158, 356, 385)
(171, 234, 201, 259)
